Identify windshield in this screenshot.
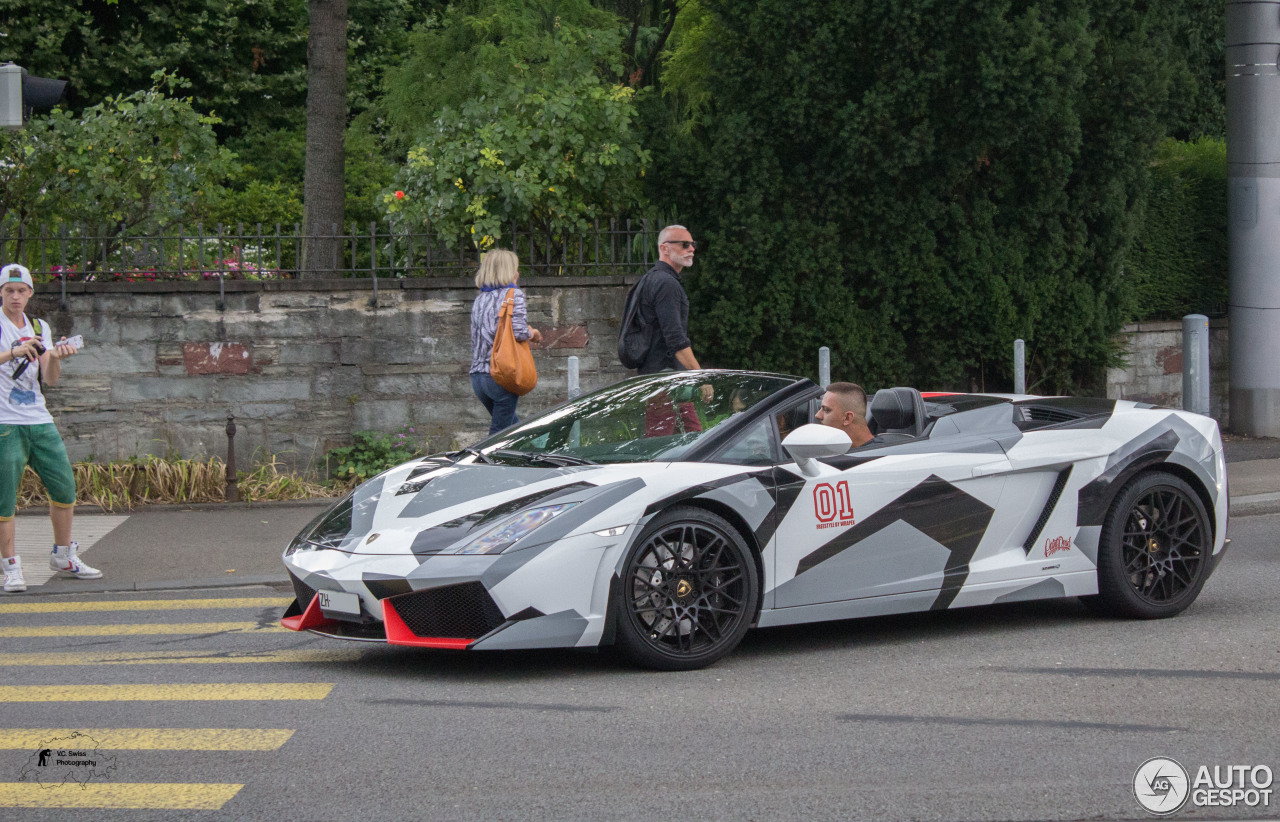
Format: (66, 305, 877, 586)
(473, 372, 798, 465)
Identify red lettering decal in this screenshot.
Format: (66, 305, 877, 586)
(1044, 536, 1071, 557)
(814, 484, 837, 523)
(835, 480, 854, 520)
(814, 481, 854, 526)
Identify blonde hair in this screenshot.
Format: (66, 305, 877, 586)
(475, 249, 519, 289)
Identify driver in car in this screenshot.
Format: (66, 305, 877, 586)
(814, 381, 874, 449)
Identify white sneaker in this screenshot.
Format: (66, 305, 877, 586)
(3, 557, 26, 592)
(50, 542, 102, 580)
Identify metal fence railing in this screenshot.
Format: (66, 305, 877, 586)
(0, 218, 666, 283)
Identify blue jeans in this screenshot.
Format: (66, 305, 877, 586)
(471, 372, 520, 435)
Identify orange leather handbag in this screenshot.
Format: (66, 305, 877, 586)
(490, 288, 538, 396)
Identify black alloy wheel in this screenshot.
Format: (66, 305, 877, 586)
(1092, 472, 1213, 619)
(614, 507, 759, 671)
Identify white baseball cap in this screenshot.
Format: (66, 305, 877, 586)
(1, 264, 34, 291)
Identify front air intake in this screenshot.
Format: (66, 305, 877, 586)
(288, 572, 318, 611)
(386, 582, 505, 639)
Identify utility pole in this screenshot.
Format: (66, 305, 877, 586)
(1228, 1, 1280, 434)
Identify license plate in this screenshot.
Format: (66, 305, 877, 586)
(317, 590, 362, 619)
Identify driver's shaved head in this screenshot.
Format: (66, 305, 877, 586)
(815, 381, 872, 448)
(824, 382, 867, 419)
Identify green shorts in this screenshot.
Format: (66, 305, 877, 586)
(0, 423, 76, 519)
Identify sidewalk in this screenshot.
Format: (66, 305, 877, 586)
(6, 438, 1280, 597)
(11, 499, 328, 597)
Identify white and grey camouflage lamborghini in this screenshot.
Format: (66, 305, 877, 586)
(281, 370, 1229, 670)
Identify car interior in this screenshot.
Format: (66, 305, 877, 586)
(867, 387, 929, 441)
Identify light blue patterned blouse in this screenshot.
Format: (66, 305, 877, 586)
(469, 286, 532, 374)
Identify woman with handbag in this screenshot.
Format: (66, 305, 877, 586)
(469, 249, 542, 434)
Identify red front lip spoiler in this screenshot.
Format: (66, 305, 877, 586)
(280, 594, 475, 649)
(280, 594, 335, 632)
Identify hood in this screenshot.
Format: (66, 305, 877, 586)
(293, 459, 671, 557)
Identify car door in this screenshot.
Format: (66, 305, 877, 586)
(768, 417, 1012, 611)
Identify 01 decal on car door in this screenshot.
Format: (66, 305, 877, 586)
(770, 446, 1010, 610)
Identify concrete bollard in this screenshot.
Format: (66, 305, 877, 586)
(1183, 314, 1210, 415)
(818, 347, 830, 389)
(1014, 339, 1026, 395)
(567, 355, 581, 400)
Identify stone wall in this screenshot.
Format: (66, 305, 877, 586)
(32, 277, 634, 472)
(30, 278, 1236, 472)
(1106, 318, 1230, 426)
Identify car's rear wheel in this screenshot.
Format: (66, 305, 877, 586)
(614, 507, 759, 671)
(1092, 472, 1212, 619)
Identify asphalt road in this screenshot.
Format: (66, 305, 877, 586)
(1, 514, 1276, 821)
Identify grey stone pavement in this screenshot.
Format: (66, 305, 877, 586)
(5, 435, 1280, 597)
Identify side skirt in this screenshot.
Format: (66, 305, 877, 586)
(756, 570, 1098, 628)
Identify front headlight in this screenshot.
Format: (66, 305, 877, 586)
(443, 503, 578, 555)
(285, 492, 357, 555)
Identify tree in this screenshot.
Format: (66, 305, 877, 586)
(0, 73, 233, 236)
(0, 0, 309, 140)
(385, 58, 648, 249)
(380, 0, 648, 247)
(662, 0, 1188, 394)
(377, 0, 621, 150)
(303, 0, 349, 276)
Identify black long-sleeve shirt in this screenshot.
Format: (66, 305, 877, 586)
(635, 262, 691, 374)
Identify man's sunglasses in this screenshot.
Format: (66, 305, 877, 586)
(661, 240, 697, 250)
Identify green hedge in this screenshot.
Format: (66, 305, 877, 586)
(1125, 138, 1227, 321)
(663, 1, 1215, 395)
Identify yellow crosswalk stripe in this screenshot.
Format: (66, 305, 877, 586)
(0, 684, 333, 702)
(0, 649, 363, 665)
(0, 622, 284, 637)
(0, 782, 242, 810)
(0, 597, 291, 614)
(0, 728, 294, 750)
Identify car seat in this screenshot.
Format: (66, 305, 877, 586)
(869, 387, 928, 441)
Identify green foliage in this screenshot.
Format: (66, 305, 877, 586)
(0, 0, 440, 139)
(325, 429, 423, 483)
(1126, 137, 1227, 320)
(377, 0, 620, 149)
(201, 180, 305, 231)
(381, 1, 649, 247)
(385, 76, 648, 247)
(345, 127, 399, 228)
(0, 73, 235, 233)
(1161, 0, 1225, 141)
(666, 0, 1188, 394)
(210, 124, 395, 230)
(0, 0, 309, 139)
(2, 0, 439, 229)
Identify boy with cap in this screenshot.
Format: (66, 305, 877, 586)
(0, 263, 97, 593)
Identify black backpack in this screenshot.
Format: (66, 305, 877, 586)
(616, 272, 654, 369)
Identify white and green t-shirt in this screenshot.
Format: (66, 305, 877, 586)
(0, 312, 56, 425)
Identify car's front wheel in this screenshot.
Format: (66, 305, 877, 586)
(614, 507, 759, 671)
(1091, 471, 1212, 619)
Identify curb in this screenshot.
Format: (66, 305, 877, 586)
(1229, 492, 1280, 519)
(14, 498, 336, 517)
(10, 574, 290, 597)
